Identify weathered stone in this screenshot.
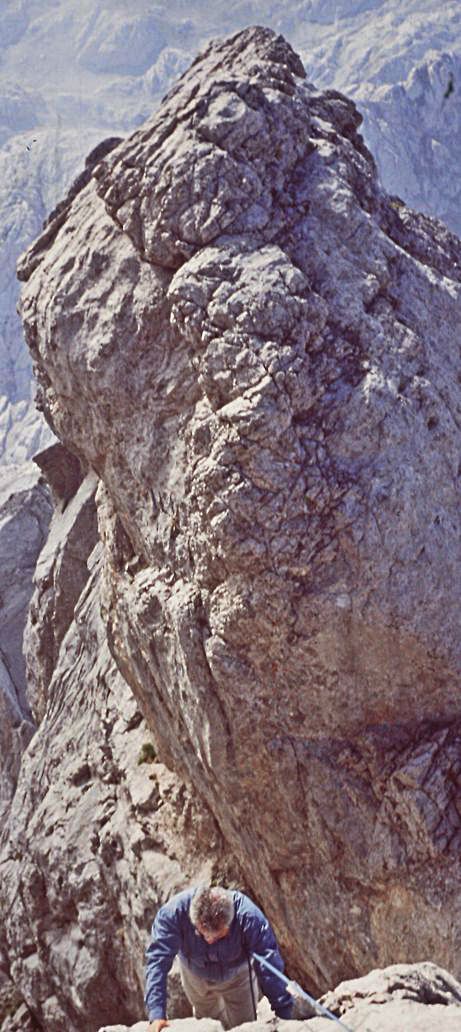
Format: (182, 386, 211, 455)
(99, 1023, 222, 1032)
(23, 458, 98, 722)
(98, 1022, 220, 1032)
(4, 6, 461, 468)
(0, 975, 40, 1031)
(98, 963, 461, 1030)
(315, 961, 461, 1030)
(17, 137, 123, 285)
(1, 540, 230, 1031)
(0, 999, 40, 1032)
(0, 462, 51, 821)
(16, 22, 461, 1001)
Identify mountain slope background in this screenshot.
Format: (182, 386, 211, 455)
(1, 0, 461, 463)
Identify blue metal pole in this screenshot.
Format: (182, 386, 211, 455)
(252, 952, 354, 1031)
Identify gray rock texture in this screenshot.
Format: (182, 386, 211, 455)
(3, 3, 461, 465)
(318, 961, 461, 1030)
(0, 126, 109, 464)
(23, 446, 98, 723)
(0, 462, 51, 821)
(1, 441, 236, 1030)
(99, 1023, 220, 1032)
(97, 963, 461, 1030)
(16, 22, 461, 1003)
(0, 535, 227, 1031)
(0, 1000, 40, 1032)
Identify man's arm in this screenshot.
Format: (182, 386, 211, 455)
(241, 903, 293, 1018)
(145, 904, 181, 1023)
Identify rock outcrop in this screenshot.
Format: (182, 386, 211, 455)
(1, 458, 232, 1030)
(0, 124, 111, 464)
(11, 21, 461, 1015)
(3, 3, 461, 465)
(319, 961, 461, 1030)
(23, 443, 98, 723)
(0, 462, 51, 822)
(97, 963, 461, 1030)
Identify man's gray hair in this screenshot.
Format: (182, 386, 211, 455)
(190, 886, 235, 931)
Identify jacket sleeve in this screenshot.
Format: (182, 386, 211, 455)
(145, 904, 182, 1020)
(241, 906, 293, 1018)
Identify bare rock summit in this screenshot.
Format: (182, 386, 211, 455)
(97, 963, 461, 1029)
(16, 24, 461, 998)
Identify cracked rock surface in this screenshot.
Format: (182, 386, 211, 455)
(97, 963, 461, 1029)
(1, 459, 233, 1030)
(0, 537, 226, 1031)
(0, 462, 51, 824)
(16, 24, 461, 998)
(318, 961, 461, 1030)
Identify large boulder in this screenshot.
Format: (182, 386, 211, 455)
(16, 24, 461, 995)
(3, 5, 461, 466)
(318, 961, 461, 1030)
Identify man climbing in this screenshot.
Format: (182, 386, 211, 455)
(145, 884, 294, 1031)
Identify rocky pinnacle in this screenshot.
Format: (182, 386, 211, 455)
(14, 25, 461, 996)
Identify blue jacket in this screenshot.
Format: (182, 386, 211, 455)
(145, 888, 293, 1021)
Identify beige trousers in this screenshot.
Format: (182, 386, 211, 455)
(179, 959, 259, 1030)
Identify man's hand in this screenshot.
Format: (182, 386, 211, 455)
(149, 1020, 170, 1032)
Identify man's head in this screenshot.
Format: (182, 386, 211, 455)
(190, 886, 235, 944)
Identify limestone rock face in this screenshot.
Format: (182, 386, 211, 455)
(23, 444, 98, 723)
(1, 448, 231, 1030)
(0, 127, 111, 464)
(17, 25, 461, 995)
(99, 963, 461, 1030)
(0, 535, 225, 1031)
(0, 462, 51, 822)
(360, 50, 461, 239)
(318, 961, 461, 1031)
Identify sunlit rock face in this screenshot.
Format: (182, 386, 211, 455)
(22, 443, 97, 724)
(17, 26, 461, 994)
(97, 962, 461, 1031)
(1, 542, 222, 1030)
(0, 451, 227, 1031)
(3, 2, 461, 465)
(319, 962, 461, 1031)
